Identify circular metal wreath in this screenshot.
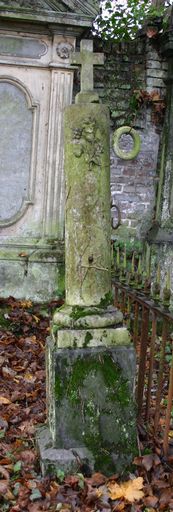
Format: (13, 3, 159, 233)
(113, 126, 141, 160)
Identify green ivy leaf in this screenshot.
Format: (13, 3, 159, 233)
(13, 461, 22, 473)
(30, 488, 42, 501)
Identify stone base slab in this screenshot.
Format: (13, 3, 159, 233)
(54, 326, 131, 348)
(37, 426, 94, 477)
(46, 343, 136, 475)
(0, 241, 64, 301)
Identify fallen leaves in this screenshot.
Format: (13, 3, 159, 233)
(134, 453, 161, 472)
(1, 297, 173, 512)
(108, 477, 144, 503)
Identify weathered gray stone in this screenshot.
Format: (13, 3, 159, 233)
(54, 327, 131, 348)
(147, 77, 165, 88)
(46, 345, 136, 475)
(37, 426, 94, 476)
(0, 250, 64, 302)
(0, 82, 32, 222)
(71, 40, 104, 93)
(146, 68, 166, 79)
(0, 36, 47, 58)
(64, 103, 111, 306)
(53, 304, 123, 328)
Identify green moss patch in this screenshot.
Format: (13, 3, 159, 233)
(54, 348, 136, 474)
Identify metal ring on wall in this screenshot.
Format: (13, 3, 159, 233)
(113, 126, 141, 160)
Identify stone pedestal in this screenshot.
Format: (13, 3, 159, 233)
(37, 306, 136, 476)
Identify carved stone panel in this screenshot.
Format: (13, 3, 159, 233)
(0, 80, 33, 225)
(0, 36, 47, 59)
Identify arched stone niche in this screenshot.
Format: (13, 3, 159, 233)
(0, 77, 38, 227)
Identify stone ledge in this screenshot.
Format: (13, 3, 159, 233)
(53, 305, 123, 329)
(37, 426, 94, 477)
(54, 327, 131, 348)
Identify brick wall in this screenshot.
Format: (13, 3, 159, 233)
(94, 37, 168, 240)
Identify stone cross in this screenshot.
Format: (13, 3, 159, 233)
(71, 39, 104, 92)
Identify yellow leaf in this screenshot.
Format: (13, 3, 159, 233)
(96, 489, 103, 498)
(108, 482, 124, 500)
(122, 478, 144, 503)
(33, 315, 40, 323)
(0, 396, 11, 405)
(20, 300, 32, 308)
(109, 477, 144, 503)
(24, 373, 36, 382)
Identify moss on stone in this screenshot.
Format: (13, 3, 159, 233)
(55, 352, 136, 474)
(70, 306, 101, 321)
(98, 291, 113, 308)
(84, 331, 93, 347)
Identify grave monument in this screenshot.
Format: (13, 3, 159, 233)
(0, 0, 99, 301)
(38, 40, 136, 476)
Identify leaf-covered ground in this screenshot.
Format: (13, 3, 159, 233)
(0, 297, 173, 512)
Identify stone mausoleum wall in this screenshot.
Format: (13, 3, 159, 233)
(93, 36, 168, 240)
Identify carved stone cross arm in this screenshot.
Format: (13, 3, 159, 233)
(71, 39, 104, 93)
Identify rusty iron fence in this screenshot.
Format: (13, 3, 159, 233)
(112, 246, 173, 457)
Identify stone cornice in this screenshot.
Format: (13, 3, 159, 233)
(0, 1, 99, 28)
(0, 8, 94, 26)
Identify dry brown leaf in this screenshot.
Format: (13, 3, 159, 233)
(134, 454, 153, 471)
(159, 488, 173, 509)
(112, 502, 125, 511)
(0, 465, 10, 480)
(87, 472, 107, 487)
(146, 27, 158, 38)
(109, 477, 144, 503)
(28, 502, 49, 512)
(0, 464, 10, 495)
(0, 396, 11, 405)
(18, 252, 28, 257)
(4, 488, 14, 500)
(0, 480, 9, 495)
(153, 453, 161, 466)
(144, 495, 158, 508)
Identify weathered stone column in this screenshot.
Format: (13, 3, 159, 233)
(65, 40, 111, 306)
(65, 103, 111, 306)
(38, 40, 136, 477)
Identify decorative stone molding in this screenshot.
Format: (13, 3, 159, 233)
(0, 76, 39, 228)
(43, 69, 74, 238)
(56, 42, 74, 60)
